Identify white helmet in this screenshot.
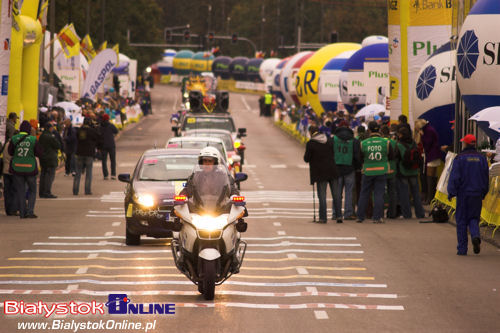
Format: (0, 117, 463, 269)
(198, 146, 220, 165)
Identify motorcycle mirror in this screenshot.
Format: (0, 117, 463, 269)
(237, 128, 247, 138)
(118, 173, 131, 183)
(235, 173, 248, 182)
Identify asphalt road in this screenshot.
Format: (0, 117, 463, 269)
(1, 84, 499, 333)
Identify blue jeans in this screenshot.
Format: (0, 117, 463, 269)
(386, 176, 398, 218)
(316, 179, 341, 221)
(101, 147, 116, 178)
(455, 195, 482, 254)
(65, 152, 76, 175)
(39, 166, 56, 196)
(335, 171, 355, 218)
(3, 174, 18, 214)
(357, 174, 386, 221)
(73, 156, 93, 195)
(398, 176, 425, 218)
(13, 174, 37, 217)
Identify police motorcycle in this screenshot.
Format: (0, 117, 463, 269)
(170, 154, 248, 300)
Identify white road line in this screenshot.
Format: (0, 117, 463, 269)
(273, 222, 282, 226)
(89, 211, 124, 214)
(87, 254, 98, 259)
(104, 232, 114, 237)
(0, 280, 387, 288)
(247, 250, 363, 254)
(118, 163, 136, 167)
(32, 241, 357, 247)
(287, 254, 298, 259)
(20, 249, 361, 254)
(112, 222, 121, 227)
(298, 164, 309, 169)
(0, 288, 399, 298)
(109, 207, 123, 211)
(306, 287, 319, 296)
(20, 250, 171, 254)
(270, 164, 287, 168)
(248, 242, 361, 247)
(263, 203, 270, 206)
(241, 95, 251, 111)
(0, 301, 404, 311)
(67, 284, 79, 291)
(314, 311, 329, 319)
(47, 236, 356, 241)
(297, 267, 309, 275)
(33, 242, 125, 246)
(75, 267, 88, 274)
(277, 231, 286, 236)
(86, 215, 123, 218)
(243, 164, 256, 168)
(258, 186, 265, 189)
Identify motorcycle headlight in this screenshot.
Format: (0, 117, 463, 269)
(191, 215, 227, 231)
(134, 193, 155, 208)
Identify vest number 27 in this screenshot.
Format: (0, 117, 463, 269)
(17, 148, 30, 157)
(368, 152, 382, 161)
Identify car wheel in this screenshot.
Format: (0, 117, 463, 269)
(126, 228, 140, 246)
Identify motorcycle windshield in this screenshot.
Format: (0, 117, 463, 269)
(189, 164, 232, 214)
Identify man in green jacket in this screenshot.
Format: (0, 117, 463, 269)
(39, 122, 61, 198)
(356, 121, 394, 223)
(8, 121, 43, 218)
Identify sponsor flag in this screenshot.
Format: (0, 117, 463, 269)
(81, 49, 118, 100)
(38, 0, 49, 31)
(58, 23, 81, 58)
(98, 41, 107, 53)
(80, 34, 96, 62)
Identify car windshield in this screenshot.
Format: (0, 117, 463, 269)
(189, 164, 232, 214)
(138, 155, 197, 181)
(167, 141, 227, 161)
(182, 116, 236, 132)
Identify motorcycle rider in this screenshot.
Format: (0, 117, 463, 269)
(181, 147, 239, 212)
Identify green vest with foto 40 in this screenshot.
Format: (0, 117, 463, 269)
(333, 136, 353, 165)
(11, 134, 37, 173)
(361, 136, 389, 176)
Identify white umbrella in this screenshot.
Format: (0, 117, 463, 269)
(469, 106, 500, 122)
(355, 103, 386, 119)
(54, 101, 81, 113)
(489, 121, 500, 133)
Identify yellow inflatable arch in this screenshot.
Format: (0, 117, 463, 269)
(7, 0, 42, 123)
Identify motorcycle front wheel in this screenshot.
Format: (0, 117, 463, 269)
(202, 259, 216, 300)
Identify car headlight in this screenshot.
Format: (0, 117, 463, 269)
(183, 92, 189, 98)
(191, 215, 227, 231)
(134, 193, 155, 208)
(185, 102, 190, 109)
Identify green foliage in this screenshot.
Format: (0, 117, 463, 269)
(51, 0, 164, 72)
(50, 0, 387, 67)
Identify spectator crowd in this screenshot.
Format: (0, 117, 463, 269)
(0, 88, 152, 219)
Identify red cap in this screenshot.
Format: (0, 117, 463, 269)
(460, 134, 476, 145)
(102, 114, 110, 121)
